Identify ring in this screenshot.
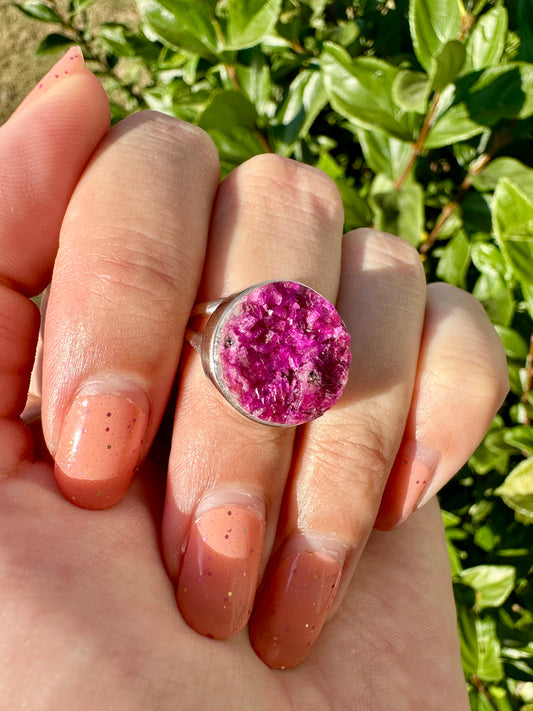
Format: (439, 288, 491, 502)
(185, 280, 351, 426)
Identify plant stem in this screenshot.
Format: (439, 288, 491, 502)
(394, 91, 441, 190)
(458, 12, 475, 41)
(420, 125, 515, 254)
(419, 155, 487, 254)
(470, 675, 499, 711)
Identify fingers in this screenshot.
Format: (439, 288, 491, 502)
(375, 282, 509, 530)
(248, 229, 428, 668)
(42, 113, 219, 508)
(0, 48, 109, 475)
(162, 154, 345, 640)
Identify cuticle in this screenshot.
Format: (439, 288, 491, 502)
(194, 488, 266, 521)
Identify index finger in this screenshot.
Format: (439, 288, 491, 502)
(0, 48, 109, 474)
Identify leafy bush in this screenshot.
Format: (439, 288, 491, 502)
(15, 0, 533, 707)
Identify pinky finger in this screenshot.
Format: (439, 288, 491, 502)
(374, 282, 509, 531)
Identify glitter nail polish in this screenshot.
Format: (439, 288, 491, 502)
(54, 380, 149, 509)
(249, 534, 345, 669)
(177, 497, 265, 640)
(374, 441, 439, 531)
(15, 47, 85, 116)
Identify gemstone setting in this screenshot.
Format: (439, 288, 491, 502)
(209, 281, 351, 426)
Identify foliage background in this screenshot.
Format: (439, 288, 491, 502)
(5, 0, 533, 707)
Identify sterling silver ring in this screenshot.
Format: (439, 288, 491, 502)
(185, 280, 351, 426)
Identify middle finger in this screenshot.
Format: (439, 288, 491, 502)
(162, 153, 345, 640)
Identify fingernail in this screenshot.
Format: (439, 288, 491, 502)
(54, 377, 149, 509)
(15, 47, 84, 115)
(249, 534, 345, 670)
(177, 492, 265, 640)
(375, 441, 439, 530)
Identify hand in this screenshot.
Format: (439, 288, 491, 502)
(1, 50, 508, 707)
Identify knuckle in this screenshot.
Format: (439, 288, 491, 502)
(235, 154, 344, 228)
(310, 417, 393, 496)
(74, 231, 190, 312)
(120, 111, 219, 175)
(346, 228, 426, 285)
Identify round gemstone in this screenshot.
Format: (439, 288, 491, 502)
(215, 281, 351, 425)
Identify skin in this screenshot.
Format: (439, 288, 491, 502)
(0, 51, 509, 707)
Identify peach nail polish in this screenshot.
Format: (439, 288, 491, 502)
(374, 441, 439, 531)
(54, 382, 148, 509)
(177, 499, 265, 640)
(249, 536, 344, 670)
(15, 47, 84, 115)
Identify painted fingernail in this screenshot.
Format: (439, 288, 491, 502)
(177, 493, 265, 640)
(249, 534, 345, 670)
(54, 378, 149, 509)
(15, 47, 84, 115)
(374, 441, 439, 530)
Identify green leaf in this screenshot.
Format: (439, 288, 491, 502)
(458, 605, 504, 681)
(495, 456, 533, 522)
(428, 63, 533, 147)
(521, 282, 533, 323)
(472, 158, 533, 203)
(494, 326, 528, 361)
(321, 42, 416, 142)
(357, 129, 412, 183)
(409, 0, 462, 73)
(436, 230, 471, 288)
(317, 20, 360, 48)
(460, 565, 516, 611)
(137, 0, 219, 56)
(69, 0, 99, 13)
(473, 274, 515, 326)
(463, 63, 533, 126)
(447, 539, 464, 576)
(15, 1, 63, 22)
(199, 89, 258, 131)
(518, 0, 533, 63)
(426, 86, 486, 149)
(226, 0, 282, 50)
(273, 69, 327, 152)
(492, 179, 533, 287)
(430, 40, 466, 92)
(97, 23, 138, 58)
(502, 426, 533, 456)
(316, 153, 372, 231)
(442, 509, 462, 527)
(464, 5, 508, 73)
(471, 242, 512, 281)
(369, 174, 424, 247)
(392, 69, 431, 114)
(235, 47, 273, 117)
(35, 33, 75, 54)
(198, 91, 264, 172)
(473, 616, 505, 681)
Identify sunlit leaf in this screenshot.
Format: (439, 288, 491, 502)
(409, 0, 462, 73)
(321, 42, 416, 141)
(495, 456, 533, 522)
(226, 0, 282, 50)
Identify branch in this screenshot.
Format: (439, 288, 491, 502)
(420, 125, 515, 255)
(470, 675, 499, 711)
(394, 91, 441, 190)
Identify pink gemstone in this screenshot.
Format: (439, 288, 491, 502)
(215, 282, 351, 425)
